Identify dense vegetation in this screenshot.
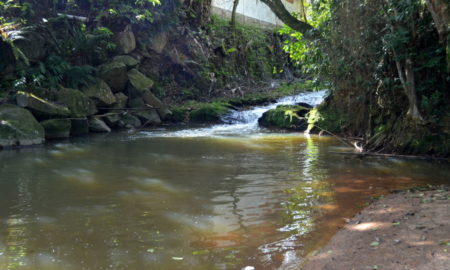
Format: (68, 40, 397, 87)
(1, 0, 449, 156)
(272, 0, 449, 156)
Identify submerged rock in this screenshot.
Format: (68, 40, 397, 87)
(81, 79, 116, 106)
(258, 105, 310, 131)
(57, 88, 97, 117)
(40, 119, 71, 139)
(0, 104, 45, 147)
(89, 118, 111, 133)
(16, 91, 71, 117)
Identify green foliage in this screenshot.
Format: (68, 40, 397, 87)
(278, 1, 331, 83)
(15, 54, 95, 89)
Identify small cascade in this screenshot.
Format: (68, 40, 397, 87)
(143, 90, 328, 137)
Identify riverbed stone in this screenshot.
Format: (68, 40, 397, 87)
(112, 93, 128, 109)
(133, 109, 161, 126)
(98, 60, 128, 92)
(127, 69, 154, 98)
(40, 119, 71, 139)
(142, 90, 171, 120)
(89, 118, 111, 133)
(0, 104, 45, 147)
(16, 91, 71, 118)
(128, 97, 146, 109)
(115, 24, 136, 54)
(258, 105, 310, 131)
(70, 118, 89, 136)
(113, 55, 139, 69)
(81, 79, 116, 106)
(57, 88, 97, 117)
(119, 114, 141, 129)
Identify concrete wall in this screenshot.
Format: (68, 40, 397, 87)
(212, 0, 301, 28)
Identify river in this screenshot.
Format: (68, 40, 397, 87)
(0, 91, 448, 270)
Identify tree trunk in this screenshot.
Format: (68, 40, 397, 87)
(230, 0, 240, 29)
(260, 0, 318, 40)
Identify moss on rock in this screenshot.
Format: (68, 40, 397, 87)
(258, 105, 310, 130)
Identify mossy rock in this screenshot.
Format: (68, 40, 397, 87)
(16, 91, 71, 118)
(0, 104, 45, 147)
(189, 103, 230, 123)
(70, 118, 89, 136)
(119, 114, 141, 129)
(113, 55, 139, 69)
(127, 69, 154, 97)
(81, 79, 117, 106)
(112, 93, 128, 109)
(89, 118, 111, 133)
(57, 88, 97, 118)
(258, 105, 310, 130)
(98, 60, 128, 92)
(40, 119, 71, 139)
(133, 109, 161, 126)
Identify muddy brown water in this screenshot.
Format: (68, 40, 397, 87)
(0, 130, 448, 270)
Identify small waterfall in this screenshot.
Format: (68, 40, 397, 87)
(143, 90, 328, 137)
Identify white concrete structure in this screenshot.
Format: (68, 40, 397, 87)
(212, 0, 302, 28)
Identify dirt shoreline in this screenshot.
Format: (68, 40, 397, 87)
(299, 187, 450, 270)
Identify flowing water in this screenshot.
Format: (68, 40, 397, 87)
(0, 91, 448, 270)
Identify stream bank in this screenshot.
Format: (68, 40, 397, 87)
(299, 187, 450, 270)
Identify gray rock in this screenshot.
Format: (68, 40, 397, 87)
(89, 118, 111, 133)
(98, 60, 128, 92)
(113, 55, 139, 69)
(104, 114, 122, 128)
(112, 93, 128, 109)
(16, 91, 71, 117)
(115, 24, 136, 54)
(134, 109, 161, 126)
(119, 114, 141, 129)
(81, 79, 116, 106)
(57, 88, 97, 117)
(40, 119, 71, 139)
(128, 97, 146, 108)
(127, 69, 154, 98)
(142, 90, 172, 120)
(148, 31, 168, 53)
(0, 104, 45, 147)
(70, 118, 89, 136)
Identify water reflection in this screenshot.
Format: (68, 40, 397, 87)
(0, 133, 448, 270)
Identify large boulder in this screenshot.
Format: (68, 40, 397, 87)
(118, 114, 141, 129)
(57, 88, 97, 117)
(115, 24, 136, 54)
(127, 69, 154, 98)
(142, 90, 172, 120)
(113, 55, 139, 69)
(148, 31, 168, 54)
(127, 97, 146, 108)
(0, 104, 45, 147)
(133, 110, 161, 126)
(98, 60, 128, 92)
(16, 91, 70, 118)
(89, 118, 111, 133)
(40, 119, 71, 139)
(258, 105, 310, 131)
(70, 118, 89, 136)
(112, 93, 128, 109)
(81, 79, 116, 106)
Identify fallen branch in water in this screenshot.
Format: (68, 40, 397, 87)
(329, 151, 448, 161)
